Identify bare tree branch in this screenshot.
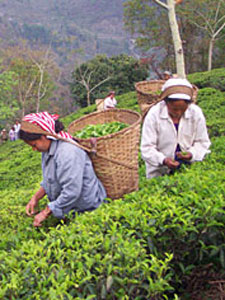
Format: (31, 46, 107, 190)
(195, 10, 214, 34)
(87, 69, 95, 85)
(214, 0, 222, 23)
(72, 64, 112, 106)
(152, 0, 168, 9)
(29, 46, 53, 112)
(213, 21, 225, 38)
(90, 76, 111, 93)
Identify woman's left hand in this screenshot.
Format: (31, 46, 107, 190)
(176, 151, 192, 161)
(33, 206, 51, 227)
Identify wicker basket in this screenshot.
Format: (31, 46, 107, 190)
(135, 80, 198, 116)
(68, 109, 142, 199)
(95, 99, 104, 112)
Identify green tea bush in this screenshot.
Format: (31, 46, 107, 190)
(63, 91, 140, 128)
(63, 105, 97, 128)
(0, 70, 224, 299)
(188, 68, 225, 91)
(0, 138, 224, 299)
(197, 88, 225, 137)
(0, 140, 41, 191)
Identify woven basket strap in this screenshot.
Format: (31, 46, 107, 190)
(21, 119, 138, 170)
(141, 85, 194, 119)
(158, 85, 193, 101)
(141, 98, 163, 120)
(50, 133, 137, 171)
(96, 99, 104, 106)
(95, 153, 137, 170)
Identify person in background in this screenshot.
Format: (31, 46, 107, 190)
(9, 127, 15, 141)
(162, 70, 173, 81)
(103, 91, 117, 111)
(19, 112, 106, 227)
(141, 78, 211, 178)
(1, 129, 8, 142)
(14, 120, 21, 140)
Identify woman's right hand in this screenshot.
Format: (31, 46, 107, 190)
(26, 196, 38, 216)
(163, 157, 180, 169)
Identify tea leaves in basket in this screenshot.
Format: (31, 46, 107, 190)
(146, 90, 161, 95)
(73, 121, 129, 138)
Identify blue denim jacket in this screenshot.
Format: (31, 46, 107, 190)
(41, 140, 106, 218)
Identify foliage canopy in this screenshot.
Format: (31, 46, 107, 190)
(70, 54, 148, 107)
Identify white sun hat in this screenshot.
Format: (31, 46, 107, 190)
(161, 78, 193, 101)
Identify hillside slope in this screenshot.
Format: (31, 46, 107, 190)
(0, 69, 224, 299)
(0, 0, 129, 64)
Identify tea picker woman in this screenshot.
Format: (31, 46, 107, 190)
(141, 78, 211, 178)
(103, 91, 117, 110)
(19, 112, 106, 227)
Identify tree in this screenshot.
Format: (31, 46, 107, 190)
(28, 45, 58, 112)
(124, 0, 224, 75)
(124, 0, 186, 77)
(71, 54, 149, 107)
(1, 44, 56, 117)
(72, 63, 111, 106)
(0, 71, 18, 126)
(9, 58, 38, 117)
(153, 0, 187, 77)
(124, 1, 176, 75)
(183, 0, 225, 71)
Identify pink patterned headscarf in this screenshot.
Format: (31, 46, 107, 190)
(22, 112, 73, 140)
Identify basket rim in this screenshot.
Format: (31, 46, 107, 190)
(68, 108, 142, 142)
(135, 80, 199, 97)
(135, 80, 165, 96)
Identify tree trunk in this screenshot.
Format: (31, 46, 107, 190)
(22, 99, 25, 118)
(208, 37, 214, 71)
(87, 90, 91, 106)
(167, 0, 186, 78)
(36, 69, 44, 113)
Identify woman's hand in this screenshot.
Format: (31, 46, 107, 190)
(26, 196, 39, 216)
(33, 206, 52, 227)
(176, 151, 192, 161)
(26, 187, 46, 217)
(163, 157, 180, 169)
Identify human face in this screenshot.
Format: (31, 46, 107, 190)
(25, 135, 51, 152)
(166, 100, 189, 122)
(163, 74, 170, 80)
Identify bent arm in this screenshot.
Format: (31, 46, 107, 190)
(104, 97, 117, 110)
(188, 114, 211, 162)
(141, 113, 166, 167)
(26, 186, 46, 216)
(33, 186, 46, 201)
(48, 147, 85, 218)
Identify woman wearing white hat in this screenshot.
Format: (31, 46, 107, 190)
(141, 78, 211, 178)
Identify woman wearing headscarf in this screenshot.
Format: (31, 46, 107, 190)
(103, 91, 117, 111)
(141, 78, 211, 178)
(19, 112, 106, 227)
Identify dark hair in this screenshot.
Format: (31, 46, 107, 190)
(19, 119, 65, 141)
(106, 91, 115, 97)
(19, 130, 42, 141)
(55, 120, 64, 133)
(165, 97, 191, 104)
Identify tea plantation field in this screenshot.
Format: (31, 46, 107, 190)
(0, 69, 224, 299)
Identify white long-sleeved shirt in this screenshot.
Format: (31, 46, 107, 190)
(141, 101, 211, 178)
(104, 96, 117, 110)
